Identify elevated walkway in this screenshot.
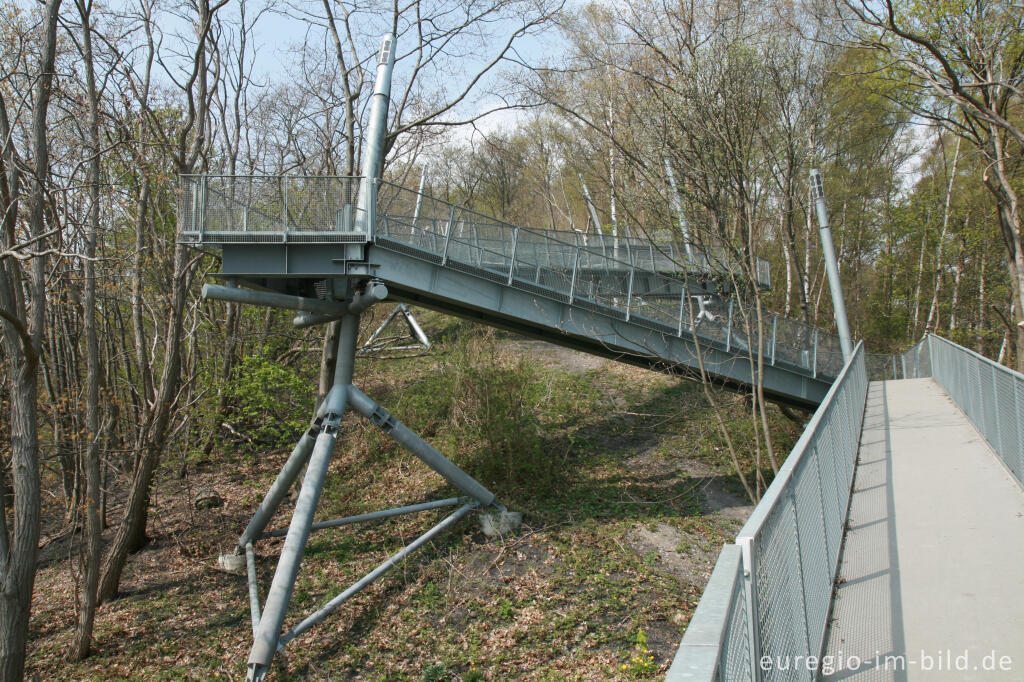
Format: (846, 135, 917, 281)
(180, 175, 843, 407)
(667, 335, 1024, 682)
(823, 378, 1024, 681)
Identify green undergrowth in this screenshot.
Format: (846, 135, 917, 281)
(27, 307, 803, 681)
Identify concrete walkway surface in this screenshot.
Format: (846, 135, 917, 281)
(823, 378, 1024, 681)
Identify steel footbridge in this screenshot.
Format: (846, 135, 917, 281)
(181, 174, 843, 409)
(178, 34, 860, 682)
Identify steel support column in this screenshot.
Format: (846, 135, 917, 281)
(246, 313, 360, 681)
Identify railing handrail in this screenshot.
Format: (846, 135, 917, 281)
(736, 341, 865, 543)
(924, 332, 1024, 492)
(928, 332, 1024, 382)
(180, 174, 845, 379)
(667, 342, 868, 682)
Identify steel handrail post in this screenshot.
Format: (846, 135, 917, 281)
(771, 314, 778, 366)
(440, 205, 456, 266)
(677, 286, 687, 336)
(625, 265, 635, 321)
(568, 247, 580, 304)
(282, 175, 289, 242)
(508, 227, 519, 286)
(726, 299, 734, 352)
(813, 329, 819, 378)
(199, 176, 208, 241)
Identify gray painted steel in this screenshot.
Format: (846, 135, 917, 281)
(277, 502, 478, 648)
(179, 166, 844, 406)
(347, 385, 498, 506)
(246, 313, 360, 678)
(665, 344, 868, 682)
(811, 169, 854, 363)
(262, 497, 465, 538)
(237, 429, 316, 548)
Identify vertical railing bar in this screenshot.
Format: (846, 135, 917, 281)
(726, 299, 734, 353)
(788, 484, 814, 681)
(472, 224, 481, 267)
(677, 286, 687, 337)
(738, 537, 762, 682)
(568, 247, 580, 305)
(199, 176, 208, 241)
(771, 314, 778, 366)
(812, 329, 819, 378)
(625, 265, 635, 321)
(440, 205, 456, 266)
(508, 227, 519, 286)
(281, 175, 289, 242)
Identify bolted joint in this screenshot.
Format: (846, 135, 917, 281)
(369, 405, 397, 434)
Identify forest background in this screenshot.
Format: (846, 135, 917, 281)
(1, 0, 1022, 679)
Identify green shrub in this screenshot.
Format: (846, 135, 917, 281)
(223, 356, 311, 450)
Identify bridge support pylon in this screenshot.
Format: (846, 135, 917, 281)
(220, 295, 515, 682)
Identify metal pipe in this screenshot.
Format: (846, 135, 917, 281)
(290, 282, 387, 327)
(246, 314, 361, 675)
(568, 248, 580, 305)
(277, 502, 478, 647)
(413, 162, 429, 226)
(346, 386, 497, 507)
(354, 35, 396, 237)
(726, 299, 734, 352)
(237, 429, 317, 548)
(404, 307, 431, 349)
(580, 175, 601, 236)
(262, 497, 465, 538)
(771, 314, 778, 366)
(204, 283, 346, 317)
(248, 418, 342, 672)
(812, 329, 819, 378)
(508, 227, 519, 285)
(625, 266, 635, 321)
(810, 169, 854, 362)
(293, 312, 345, 329)
(245, 542, 261, 638)
(441, 205, 456, 265)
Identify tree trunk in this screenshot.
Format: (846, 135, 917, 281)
(0, 2, 60, 678)
(73, 0, 104, 657)
(99, 242, 195, 603)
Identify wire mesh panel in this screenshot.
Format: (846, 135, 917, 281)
(865, 353, 903, 380)
(182, 174, 844, 384)
(928, 334, 1024, 490)
(791, 452, 831, 667)
(721, 568, 755, 682)
(752, 496, 810, 682)
(179, 175, 363, 242)
(666, 546, 754, 682)
(670, 347, 868, 682)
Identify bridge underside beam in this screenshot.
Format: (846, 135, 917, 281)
(215, 243, 828, 408)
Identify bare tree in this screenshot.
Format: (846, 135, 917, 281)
(836, 0, 1024, 366)
(0, 1, 62, 678)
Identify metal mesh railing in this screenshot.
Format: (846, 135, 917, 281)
(865, 352, 905, 380)
(376, 181, 771, 289)
(926, 334, 1024, 488)
(374, 180, 843, 380)
(667, 344, 868, 682)
(178, 175, 364, 243)
(901, 336, 931, 379)
(179, 174, 843, 381)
